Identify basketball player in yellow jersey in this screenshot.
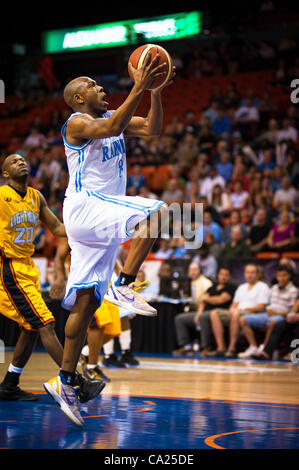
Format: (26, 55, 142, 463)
(0, 154, 105, 402)
(50, 237, 123, 382)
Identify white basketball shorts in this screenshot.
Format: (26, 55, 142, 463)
(61, 190, 164, 311)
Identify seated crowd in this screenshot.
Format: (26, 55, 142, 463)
(145, 260, 299, 362)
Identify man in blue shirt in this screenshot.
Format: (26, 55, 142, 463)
(201, 210, 223, 244)
(216, 151, 233, 182)
(211, 107, 232, 138)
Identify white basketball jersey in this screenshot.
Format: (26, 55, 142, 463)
(61, 111, 127, 197)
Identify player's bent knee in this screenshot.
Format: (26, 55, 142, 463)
(38, 321, 56, 335)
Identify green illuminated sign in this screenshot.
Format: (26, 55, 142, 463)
(43, 11, 201, 53)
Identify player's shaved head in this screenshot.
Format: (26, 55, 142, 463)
(2, 153, 20, 173)
(63, 77, 91, 108)
(2, 153, 29, 182)
(63, 76, 108, 116)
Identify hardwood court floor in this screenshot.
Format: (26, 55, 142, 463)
(1, 351, 298, 404)
(0, 352, 299, 449)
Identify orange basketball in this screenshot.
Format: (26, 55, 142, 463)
(128, 44, 173, 90)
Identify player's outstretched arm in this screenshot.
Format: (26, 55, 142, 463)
(37, 190, 67, 238)
(67, 54, 167, 141)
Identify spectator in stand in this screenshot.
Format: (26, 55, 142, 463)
(127, 164, 146, 192)
(223, 210, 248, 244)
(204, 232, 221, 259)
(216, 151, 233, 183)
(209, 264, 270, 358)
(266, 210, 295, 253)
(269, 166, 284, 192)
(138, 185, 158, 200)
(254, 118, 279, 146)
(23, 127, 46, 150)
(181, 110, 200, 137)
(170, 236, 190, 259)
(239, 265, 299, 359)
(208, 184, 233, 217)
(164, 115, 184, 139)
(234, 97, 260, 130)
(173, 263, 213, 356)
(192, 243, 218, 281)
(220, 225, 251, 260)
(230, 180, 250, 212)
(202, 210, 223, 245)
(203, 100, 219, 124)
(277, 118, 298, 144)
(200, 167, 226, 199)
(197, 121, 217, 153)
(161, 179, 184, 206)
(231, 131, 244, 156)
(273, 175, 299, 212)
(173, 131, 199, 171)
(250, 192, 275, 226)
(196, 152, 211, 178)
(258, 148, 276, 171)
(211, 106, 232, 139)
(229, 159, 251, 192)
(247, 208, 272, 254)
(185, 167, 200, 196)
(154, 238, 173, 260)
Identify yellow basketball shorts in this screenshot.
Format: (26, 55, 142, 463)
(90, 299, 121, 337)
(0, 253, 55, 331)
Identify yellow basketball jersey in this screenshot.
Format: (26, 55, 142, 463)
(0, 185, 40, 258)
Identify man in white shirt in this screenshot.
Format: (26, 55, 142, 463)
(273, 175, 299, 211)
(200, 167, 226, 199)
(209, 263, 270, 357)
(234, 98, 260, 124)
(277, 118, 298, 143)
(239, 265, 299, 359)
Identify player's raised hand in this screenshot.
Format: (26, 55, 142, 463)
(128, 53, 167, 92)
(151, 65, 176, 94)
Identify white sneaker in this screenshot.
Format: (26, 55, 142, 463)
(257, 344, 264, 354)
(43, 375, 84, 427)
(238, 345, 259, 359)
(104, 282, 157, 317)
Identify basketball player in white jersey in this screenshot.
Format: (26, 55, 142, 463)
(43, 53, 175, 426)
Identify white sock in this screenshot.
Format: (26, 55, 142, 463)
(86, 364, 97, 370)
(8, 363, 23, 374)
(81, 345, 89, 357)
(119, 329, 131, 352)
(103, 339, 114, 356)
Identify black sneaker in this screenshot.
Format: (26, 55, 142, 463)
(102, 354, 127, 368)
(0, 383, 38, 401)
(119, 350, 140, 367)
(83, 365, 111, 383)
(74, 371, 106, 403)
